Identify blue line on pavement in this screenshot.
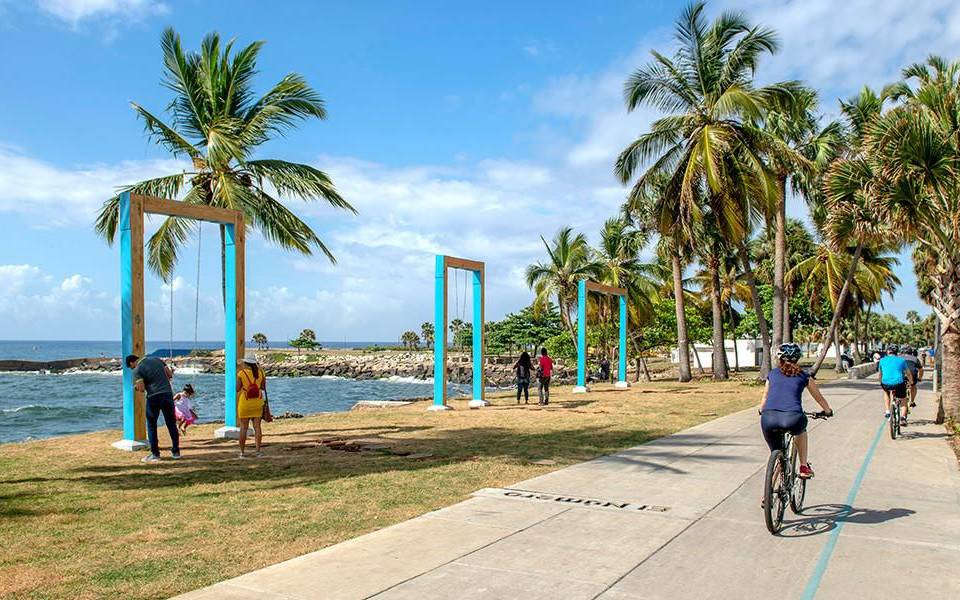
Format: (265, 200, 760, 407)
(801, 417, 887, 600)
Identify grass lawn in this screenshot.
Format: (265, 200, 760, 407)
(0, 381, 761, 599)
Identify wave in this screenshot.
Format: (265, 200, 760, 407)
(2, 404, 50, 413)
(381, 375, 433, 385)
(62, 369, 122, 376)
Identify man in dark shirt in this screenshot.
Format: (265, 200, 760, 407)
(126, 354, 180, 462)
(900, 346, 923, 409)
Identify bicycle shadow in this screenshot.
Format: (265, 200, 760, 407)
(778, 503, 915, 537)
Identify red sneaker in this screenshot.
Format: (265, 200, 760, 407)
(799, 464, 815, 479)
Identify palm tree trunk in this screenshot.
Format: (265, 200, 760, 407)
(772, 176, 787, 348)
(710, 261, 728, 380)
(219, 224, 227, 308)
(692, 343, 705, 374)
(811, 243, 863, 376)
(738, 243, 771, 377)
(728, 299, 740, 372)
(559, 297, 578, 355)
(834, 326, 843, 375)
(672, 250, 692, 382)
(783, 309, 792, 343)
(852, 310, 863, 364)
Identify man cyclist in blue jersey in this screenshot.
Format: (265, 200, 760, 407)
(899, 345, 923, 408)
(878, 345, 913, 424)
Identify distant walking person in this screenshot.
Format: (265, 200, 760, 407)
(237, 353, 267, 458)
(514, 352, 533, 404)
(126, 354, 180, 463)
(537, 347, 553, 406)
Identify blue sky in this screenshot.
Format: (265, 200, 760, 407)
(1, 0, 955, 342)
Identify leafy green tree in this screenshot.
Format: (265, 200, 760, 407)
(94, 28, 355, 303)
(289, 328, 320, 353)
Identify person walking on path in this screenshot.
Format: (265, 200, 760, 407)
(758, 343, 833, 479)
(237, 353, 267, 458)
(126, 354, 180, 463)
(879, 345, 913, 423)
(899, 345, 923, 408)
(537, 347, 553, 406)
(513, 352, 533, 404)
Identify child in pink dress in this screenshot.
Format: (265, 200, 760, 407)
(173, 384, 198, 436)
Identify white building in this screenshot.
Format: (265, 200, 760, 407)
(671, 339, 761, 368)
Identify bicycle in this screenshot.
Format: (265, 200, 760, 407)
(889, 393, 907, 440)
(763, 411, 832, 535)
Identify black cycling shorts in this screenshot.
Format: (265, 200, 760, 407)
(881, 382, 907, 398)
(760, 410, 807, 452)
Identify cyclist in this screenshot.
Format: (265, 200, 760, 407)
(878, 344, 913, 424)
(899, 345, 923, 408)
(759, 343, 834, 479)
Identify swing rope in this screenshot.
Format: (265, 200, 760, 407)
(193, 224, 202, 355)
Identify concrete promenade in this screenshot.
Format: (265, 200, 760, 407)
(177, 380, 960, 599)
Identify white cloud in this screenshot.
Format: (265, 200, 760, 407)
(0, 145, 186, 225)
(36, 0, 168, 26)
(719, 0, 960, 94)
(0, 264, 112, 336)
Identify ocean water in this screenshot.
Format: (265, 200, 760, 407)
(0, 341, 452, 444)
(0, 340, 401, 361)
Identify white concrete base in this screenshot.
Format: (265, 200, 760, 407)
(468, 399, 489, 409)
(572, 386, 589, 394)
(427, 404, 454, 412)
(214, 426, 253, 439)
(615, 381, 631, 389)
(111, 438, 148, 452)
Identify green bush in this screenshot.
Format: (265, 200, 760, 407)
(268, 352, 291, 363)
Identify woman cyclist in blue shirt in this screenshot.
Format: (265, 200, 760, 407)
(759, 343, 834, 479)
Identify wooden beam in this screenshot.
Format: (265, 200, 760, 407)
(444, 256, 485, 272)
(130, 195, 146, 441)
(136, 195, 240, 224)
(585, 281, 627, 297)
(235, 215, 246, 366)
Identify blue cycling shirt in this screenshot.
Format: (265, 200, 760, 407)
(879, 355, 907, 385)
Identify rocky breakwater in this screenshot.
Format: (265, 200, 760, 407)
(59, 351, 576, 387)
(260, 352, 573, 387)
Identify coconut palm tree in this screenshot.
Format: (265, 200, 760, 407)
(95, 28, 355, 302)
(420, 322, 435, 350)
(252, 332, 268, 350)
(615, 1, 801, 377)
(623, 176, 695, 382)
(526, 228, 602, 353)
(865, 56, 960, 419)
(760, 87, 842, 347)
(810, 87, 892, 375)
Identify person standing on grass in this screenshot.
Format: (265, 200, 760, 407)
(537, 347, 553, 405)
(237, 353, 267, 458)
(514, 352, 533, 404)
(126, 354, 180, 463)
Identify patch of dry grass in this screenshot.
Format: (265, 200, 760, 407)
(0, 381, 760, 599)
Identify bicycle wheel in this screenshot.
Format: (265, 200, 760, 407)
(764, 450, 787, 534)
(789, 441, 806, 514)
(889, 400, 898, 440)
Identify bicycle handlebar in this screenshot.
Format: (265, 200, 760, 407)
(805, 411, 833, 419)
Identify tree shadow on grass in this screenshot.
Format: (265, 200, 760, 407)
(778, 503, 915, 538)
(2, 422, 763, 495)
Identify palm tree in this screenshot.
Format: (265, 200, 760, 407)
(420, 322, 435, 350)
(94, 28, 355, 303)
(252, 332, 268, 350)
(760, 87, 842, 347)
(809, 87, 891, 375)
(615, 1, 800, 377)
(866, 56, 960, 419)
(400, 331, 421, 350)
(526, 227, 602, 353)
(623, 176, 694, 382)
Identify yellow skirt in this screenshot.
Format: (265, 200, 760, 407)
(237, 393, 264, 419)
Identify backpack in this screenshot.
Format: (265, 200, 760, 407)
(240, 369, 261, 399)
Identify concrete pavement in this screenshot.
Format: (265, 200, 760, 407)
(176, 380, 960, 599)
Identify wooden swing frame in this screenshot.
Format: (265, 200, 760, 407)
(113, 192, 245, 450)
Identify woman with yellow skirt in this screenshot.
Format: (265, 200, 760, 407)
(237, 353, 267, 458)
